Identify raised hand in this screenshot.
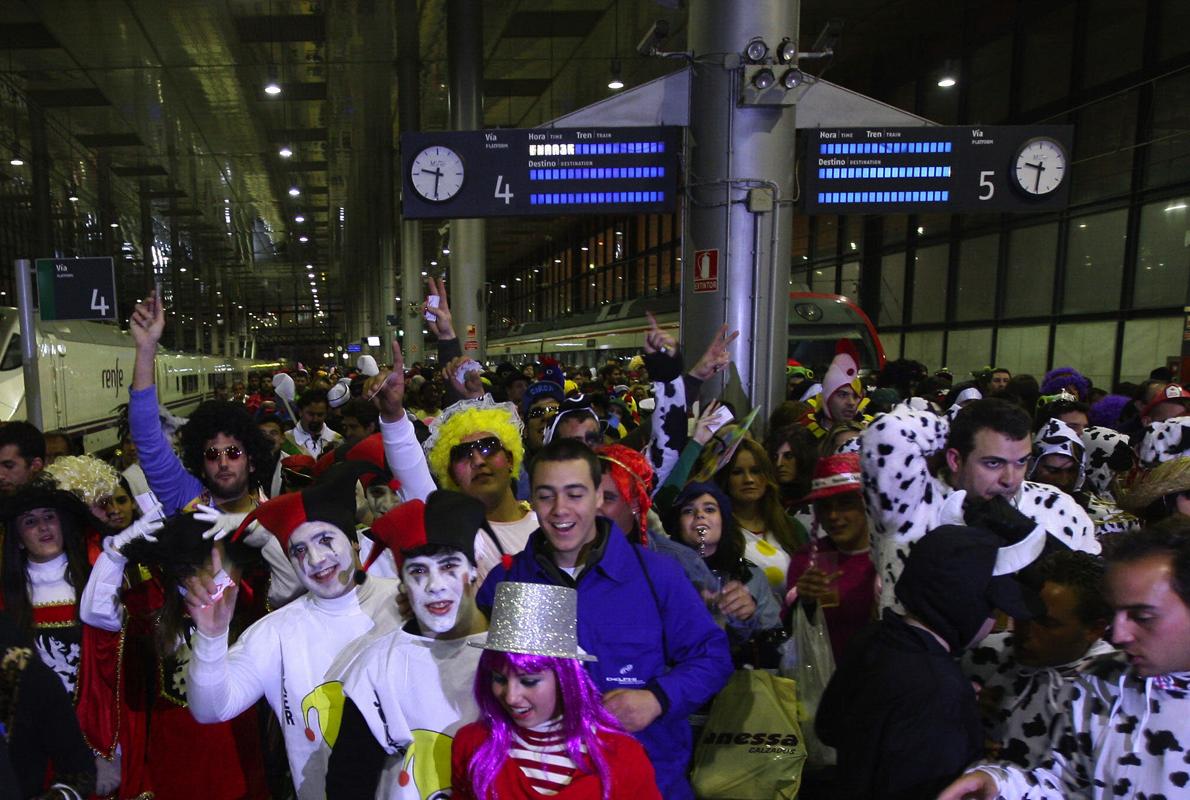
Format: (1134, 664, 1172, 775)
(692, 400, 725, 445)
(182, 547, 238, 637)
(424, 276, 456, 340)
(130, 289, 166, 350)
(642, 310, 677, 356)
(444, 355, 484, 400)
(194, 503, 249, 542)
(367, 337, 407, 423)
(690, 324, 740, 381)
(104, 512, 164, 557)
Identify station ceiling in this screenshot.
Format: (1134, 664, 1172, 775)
(0, 0, 969, 341)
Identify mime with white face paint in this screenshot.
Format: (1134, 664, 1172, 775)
(326, 490, 491, 800)
(185, 465, 403, 800)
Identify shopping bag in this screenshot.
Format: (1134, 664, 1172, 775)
(779, 602, 837, 767)
(690, 669, 806, 800)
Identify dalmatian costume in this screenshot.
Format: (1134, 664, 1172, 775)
(1081, 426, 1135, 501)
(962, 632, 1116, 769)
(1138, 416, 1190, 469)
(1030, 420, 1138, 539)
(969, 655, 1190, 799)
(860, 404, 1100, 612)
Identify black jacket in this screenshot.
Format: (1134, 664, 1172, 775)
(816, 610, 982, 800)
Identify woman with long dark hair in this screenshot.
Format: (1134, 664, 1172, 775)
(453, 582, 660, 799)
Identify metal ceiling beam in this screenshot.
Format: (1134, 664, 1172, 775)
(255, 82, 327, 101)
(235, 14, 326, 43)
(26, 88, 110, 108)
(75, 132, 144, 148)
(500, 11, 603, 38)
(267, 127, 328, 142)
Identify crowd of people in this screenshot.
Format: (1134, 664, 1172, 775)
(1, 277, 1188, 800)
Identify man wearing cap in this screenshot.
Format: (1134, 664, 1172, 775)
(185, 465, 403, 800)
(516, 379, 565, 500)
(423, 397, 538, 582)
(861, 397, 1100, 612)
(940, 522, 1190, 800)
(1140, 383, 1190, 425)
(478, 437, 733, 800)
(325, 491, 490, 798)
(286, 388, 342, 458)
(1028, 419, 1138, 537)
(817, 525, 1045, 800)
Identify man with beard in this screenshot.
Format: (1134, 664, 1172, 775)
(129, 291, 273, 517)
(286, 388, 342, 458)
(186, 465, 403, 800)
(326, 491, 490, 798)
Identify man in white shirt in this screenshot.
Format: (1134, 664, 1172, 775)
(286, 388, 342, 458)
(327, 490, 489, 798)
(185, 465, 402, 799)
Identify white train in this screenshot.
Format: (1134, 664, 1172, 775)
(0, 307, 285, 453)
(487, 292, 887, 374)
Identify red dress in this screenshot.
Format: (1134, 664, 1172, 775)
(450, 721, 661, 800)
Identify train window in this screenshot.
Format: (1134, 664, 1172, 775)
(0, 334, 21, 371)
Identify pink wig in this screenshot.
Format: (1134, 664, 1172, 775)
(467, 649, 623, 800)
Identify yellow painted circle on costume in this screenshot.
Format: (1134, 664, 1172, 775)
(764, 566, 785, 587)
(756, 539, 778, 557)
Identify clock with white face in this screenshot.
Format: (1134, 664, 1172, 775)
(1012, 137, 1068, 196)
(409, 146, 465, 202)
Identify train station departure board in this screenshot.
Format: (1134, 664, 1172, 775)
(400, 127, 682, 219)
(803, 125, 1074, 214)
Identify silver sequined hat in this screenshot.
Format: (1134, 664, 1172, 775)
(471, 582, 597, 662)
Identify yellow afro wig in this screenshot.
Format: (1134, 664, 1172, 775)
(423, 399, 525, 491)
(44, 455, 120, 506)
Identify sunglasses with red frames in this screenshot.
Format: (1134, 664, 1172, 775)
(449, 436, 504, 464)
(204, 445, 245, 462)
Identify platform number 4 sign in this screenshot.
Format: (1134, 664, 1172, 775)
(35, 257, 119, 322)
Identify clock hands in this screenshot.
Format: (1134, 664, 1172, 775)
(1020, 160, 1046, 192)
(419, 166, 444, 198)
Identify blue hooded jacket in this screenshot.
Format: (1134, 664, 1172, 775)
(478, 519, 733, 800)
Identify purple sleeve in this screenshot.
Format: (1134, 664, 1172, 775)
(129, 385, 203, 514)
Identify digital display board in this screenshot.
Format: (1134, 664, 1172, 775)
(803, 125, 1073, 214)
(400, 127, 682, 220)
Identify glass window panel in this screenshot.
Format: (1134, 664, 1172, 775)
(1072, 91, 1138, 204)
(1054, 320, 1117, 390)
(967, 36, 1012, 124)
(791, 264, 812, 292)
(996, 324, 1051, 377)
(1159, 0, 1190, 60)
(1019, 3, 1074, 111)
(945, 328, 994, 378)
(814, 216, 839, 259)
(884, 215, 909, 247)
(902, 331, 944, 371)
(1120, 317, 1185, 385)
(792, 215, 810, 262)
(921, 81, 959, 125)
(1146, 72, 1190, 189)
(911, 244, 949, 324)
(1134, 199, 1190, 309)
(1082, 0, 1144, 88)
(1064, 209, 1128, 314)
(1005, 224, 1058, 318)
(915, 214, 950, 242)
(879, 252, 906, 327)
(840, 261, 860, 301)
(811, 265, 837, 294)
(955, 234, 1000, 321)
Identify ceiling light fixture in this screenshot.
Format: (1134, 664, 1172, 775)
(9, 148, 23, 167)
(298, 235, 309, 243)
(288, 186, 301, 197)
(294, 214, 305, 223)
(607, 58, 624, 90)
(279, 145, 293, 158)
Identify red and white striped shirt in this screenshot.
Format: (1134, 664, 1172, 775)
(509, 719, 586, 795)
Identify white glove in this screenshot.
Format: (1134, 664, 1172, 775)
(194, 504, 249, 541)
(103, 512, 164, 557)
(937, 489, 967, 528)
(94, 750, 121, 796)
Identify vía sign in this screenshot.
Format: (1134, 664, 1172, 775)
(35, 257, 118, 321)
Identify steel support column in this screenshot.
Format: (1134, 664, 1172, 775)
(398, 0, 426, 364)
(684, 0, 799, 430)
(447, 0, 486, 360)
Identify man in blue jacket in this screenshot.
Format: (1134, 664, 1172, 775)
(478, 437, 733, 799)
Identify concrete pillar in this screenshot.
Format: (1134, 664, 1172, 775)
(683, 0, 799, 429)
(447, 0, 486, 360)
(397, 0, 426, 364)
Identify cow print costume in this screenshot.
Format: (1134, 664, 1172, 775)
(962, 631, 1116, 769)
(1138, 416, 1190, 469)
(1030, 420, 1138, 539)
(1081, 426, 1135, 502)
(860, 404, 1100, 612)
(971, 654, 1190, 799)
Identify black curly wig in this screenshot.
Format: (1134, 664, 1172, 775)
(179, 401, 274, 493)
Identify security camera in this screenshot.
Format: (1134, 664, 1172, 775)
(636, 19, 671, 56)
